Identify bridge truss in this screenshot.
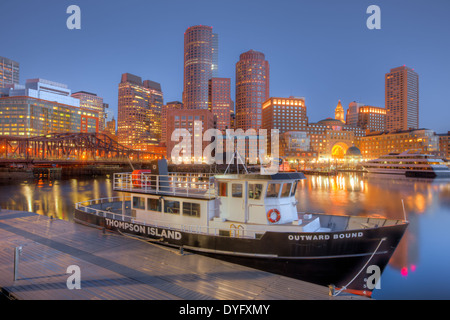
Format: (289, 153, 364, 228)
(0, 132, 163, 163)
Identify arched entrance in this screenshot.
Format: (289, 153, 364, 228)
(331, 142, 349, 160)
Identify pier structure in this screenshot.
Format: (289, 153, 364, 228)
(0, 209, 366, 301)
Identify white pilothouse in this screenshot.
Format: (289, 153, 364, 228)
(113, 165, 326, 240)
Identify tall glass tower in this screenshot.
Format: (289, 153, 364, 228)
(183, 25, 217, 110)
(385, 66, 419, 132)
(117, 73, 163, 149)
(235, 50, 269, 130)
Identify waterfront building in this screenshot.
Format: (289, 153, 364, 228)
(161, 101, 184, 145)
(0, 95, 99, 137)
(346, 101, 364, 127)
(437, 132, 450, 160)
(2, 78, 81, 107)
(261, 96, 308, 155)
(357, 105, 386, 133)
(0, 56, 19, 88)
(166, 108, 216, 163)
(344, 145, 363, 168)
(209, 77, 233, 132)
(117, 73, 163, 150)
(262, 96, 308, 134)
(104, 117, 117, 140)
(0, 77, 100, 136)
(212, 33, 219, 77)
(385, 66, 419, 132)
(360, 128, 439, 160)
(280, 131, 318, 169)
(71, 91, 108, 131)
(183, 25, 216, 110)
(334, 100, 345, 123)
(235, 49, 269, 131)
(307, 118, 365, 161)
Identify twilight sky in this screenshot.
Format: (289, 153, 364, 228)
(1, 0, 449, 133)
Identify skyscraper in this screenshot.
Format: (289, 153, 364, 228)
(346, 101, 365, 126)
(209, 77, 233, 131)
(161, 101, 184, 145)
(385, 66, 419, 132)
(235, 50, 269, 131)
(212, 33, 219, 77)
(0, 56, 19, 88)
(117, 73, 163, 149)
(183, 25, 217, 110)
(71, 91, 108, 131)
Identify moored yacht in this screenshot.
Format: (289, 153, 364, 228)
(363, 150, 450, 178)
(74, 159, 408, 297)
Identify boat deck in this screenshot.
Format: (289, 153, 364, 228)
(0, 209, 367, 301)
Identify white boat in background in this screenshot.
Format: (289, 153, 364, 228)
(363, 150, 450, 178)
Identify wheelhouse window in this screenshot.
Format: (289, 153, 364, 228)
(232, 183, 243, 198)
(218, 182, 228, 196)
(183, 202, 201, 217)
(164, 200, 180, 214)
(132, 196, 145, 209)
(248, 183, 263, 200)
(266, 183, 281, 198)
(290, 181, 298, 197)
(148, 198, 161, 212)
(281, 183, 292, 198)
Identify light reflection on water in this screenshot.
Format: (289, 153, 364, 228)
(0, 173, 449, 299)
(0, 177, 119, 221)
(297, 173, 450, 300)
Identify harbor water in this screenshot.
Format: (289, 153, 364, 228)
(0, 173, 449, 300)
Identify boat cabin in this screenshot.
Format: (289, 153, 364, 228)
(113, 160, 306, 234)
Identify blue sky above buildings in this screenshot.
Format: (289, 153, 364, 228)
(1, 0, 449, 132)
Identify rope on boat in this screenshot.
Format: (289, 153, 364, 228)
(332, 237, 387, 297)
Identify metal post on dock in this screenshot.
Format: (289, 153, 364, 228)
(13, 246, 22, 281)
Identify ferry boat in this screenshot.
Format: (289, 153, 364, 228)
(74, 159, 408, 297)
(363, 150, 450, 178)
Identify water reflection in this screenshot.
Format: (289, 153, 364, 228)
(297, 172, 450, 299)
(0, 177, 119, 221)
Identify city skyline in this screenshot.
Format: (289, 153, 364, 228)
(1, 0, 449, 133)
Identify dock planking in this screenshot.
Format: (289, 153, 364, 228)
(0, 209, 367, 301)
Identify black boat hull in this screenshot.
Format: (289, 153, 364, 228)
(74, 209, 408, 296)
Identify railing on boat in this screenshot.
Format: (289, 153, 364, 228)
(113, 172, 217, 199)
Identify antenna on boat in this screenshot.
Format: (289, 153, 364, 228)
(401, 199, 408, 222)
(224, 133, 248, 174)
(224, 149, 248, 174)
(127, 156, 135, 171)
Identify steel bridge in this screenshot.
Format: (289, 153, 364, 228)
(0, 132, 164, 165)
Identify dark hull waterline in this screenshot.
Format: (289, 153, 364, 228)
(74, 209, 408, 296)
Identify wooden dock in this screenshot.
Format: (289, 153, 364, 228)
(0, 209, 367, 301)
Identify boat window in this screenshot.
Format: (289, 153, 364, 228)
(132, 196, 145, 210)
(248, 183, 263, 200)
(266, 183, 281, 198)
(290, 181, 298, 197)
(232, 183, 243, 198)
(147, 198, 161, 212)
(183, 202, 200, 217)
(164, 200, 180, 214)
(218, 182, 228, 197)
(281, 183, 292, 198)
